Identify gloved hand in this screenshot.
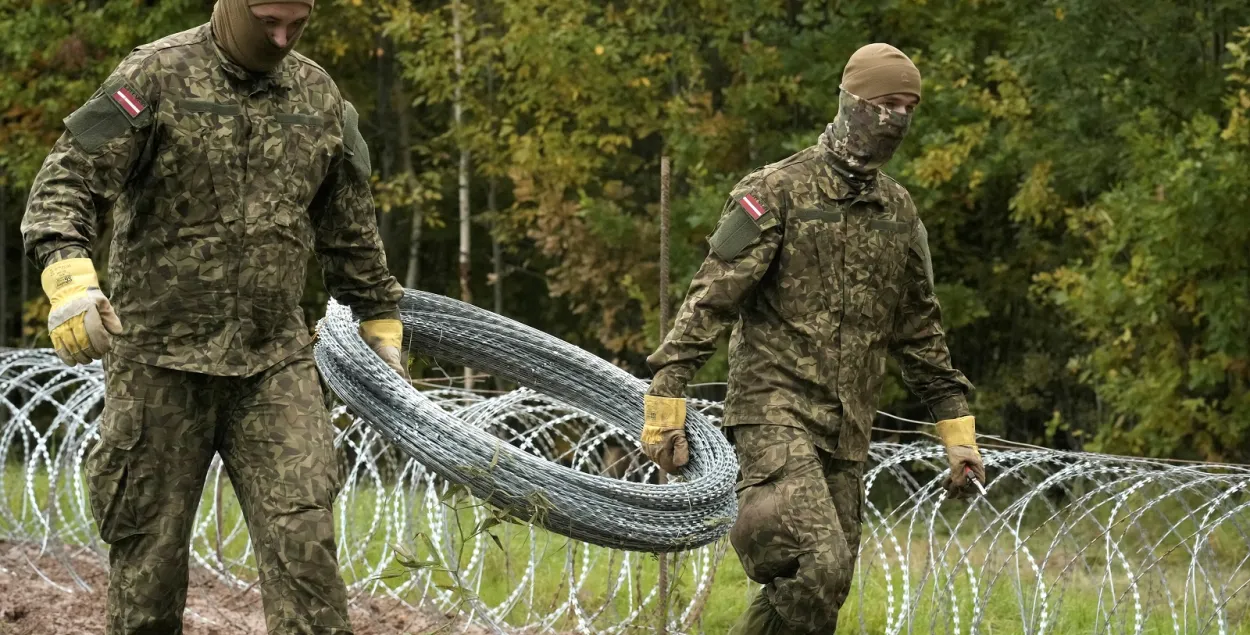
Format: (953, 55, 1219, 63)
(936, 415, 986, 499)
(41, 258, 122, 367)
(642, 394, 689, 474)
(359, 318, 409, 382)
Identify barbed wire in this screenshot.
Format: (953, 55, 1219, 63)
(314, 292, 739, 552)
(2, 347, 1249, 633)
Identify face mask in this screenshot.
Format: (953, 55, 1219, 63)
(822, 89, 912, 178)
(212, 0, 308, 73)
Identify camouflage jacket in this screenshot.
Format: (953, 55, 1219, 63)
(647, 138, 973, 461)
(22, 24, 402, 376)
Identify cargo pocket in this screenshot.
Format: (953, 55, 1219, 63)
(729, 427, 805, 584)
(773, 209, 835, 319)
(86, 395, 145, 544)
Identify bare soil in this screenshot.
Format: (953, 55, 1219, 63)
(0, 540, 492, 635)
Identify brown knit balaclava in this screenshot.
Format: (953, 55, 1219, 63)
(822, 43, 922, 186)
(212, 0, 314, 73)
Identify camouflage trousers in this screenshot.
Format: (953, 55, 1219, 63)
(88, 348, 351, 634)
(726, 425, 865, 635)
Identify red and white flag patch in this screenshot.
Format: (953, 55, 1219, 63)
(737, 193, 768, 221)
(110, 86, 145, 118)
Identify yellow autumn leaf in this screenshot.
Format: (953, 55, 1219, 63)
(594, 45, 605, 56)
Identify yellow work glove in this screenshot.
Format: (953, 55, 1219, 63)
(642, 395, 689, 474)
(359, 318, 409, 382)
(41, 258, 122, 367)
(936, 415, 987, 499)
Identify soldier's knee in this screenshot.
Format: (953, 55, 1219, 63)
(730, 477, 802, 583)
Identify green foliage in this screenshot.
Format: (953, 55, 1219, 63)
(1034, 26, 1250, 461)
(3, 0, 1250, 458)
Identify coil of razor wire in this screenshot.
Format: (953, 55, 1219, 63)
(312, 290, 739, 552)
(4, 345, 1250, 633)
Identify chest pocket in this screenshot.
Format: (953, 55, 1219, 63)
(273, 112, 334, 222)
(155, 99, 243, 226)
(845, 204, 911, 322)
(773, 205, 842, 319)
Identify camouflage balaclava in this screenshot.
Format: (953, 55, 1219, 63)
(822, 43, 921, 188)
(212, 0, 314, 73)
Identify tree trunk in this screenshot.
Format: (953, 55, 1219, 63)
(483, 0, 502, 319)
(453, 0, 473, 390)
(659, 157, 672, 335)
(1, 185, 7, 347)
(375, 28, 397, 250)
(490, 179, 502, 316)
(743, 30, 758, 164)
(398, 78, 422, 291)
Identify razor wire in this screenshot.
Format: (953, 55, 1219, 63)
(2, 345, 1250, 634)
(314, 291, 738, 553)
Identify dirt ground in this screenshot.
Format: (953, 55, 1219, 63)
(0, 540, 493, 635)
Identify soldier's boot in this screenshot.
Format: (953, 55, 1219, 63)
(90, 355, 219, 634)
(728, 425, 863, 634)
(221, 351, 352, 634)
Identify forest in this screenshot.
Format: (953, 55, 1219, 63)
(2, 0, 1249, 462)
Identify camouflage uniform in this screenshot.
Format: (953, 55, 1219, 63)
(647, 95, 972, 634)
(22, 23, 401, 634)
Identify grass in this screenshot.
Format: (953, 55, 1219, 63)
(4, 459, 1249, 633)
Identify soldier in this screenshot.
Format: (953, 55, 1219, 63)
(21, 1, 407, 633)
(641, 43, 987, 634)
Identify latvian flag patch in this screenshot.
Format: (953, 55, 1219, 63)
(110, 86, 146, 118)
(736, 193, 769, 222)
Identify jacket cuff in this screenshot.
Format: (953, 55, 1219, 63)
(647, 366, 692, 398)
(929, 395, 971, 422)
(42, 246, 91, 269)
(355, 307, 401, 322)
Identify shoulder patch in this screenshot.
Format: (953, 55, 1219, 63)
(109, 85, 147, 118)
(64, 78, 152, 153)
(709, 189, 778, 261)
(911, 219, 935, 293)
(736, 193, 769, 221)
(342, 101, 371, 177)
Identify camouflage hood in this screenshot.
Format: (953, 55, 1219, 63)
(820, 90, 912, 188)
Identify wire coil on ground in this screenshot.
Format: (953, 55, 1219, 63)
(313, 290, 739, 552)
(4, 347, 1250, 632)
